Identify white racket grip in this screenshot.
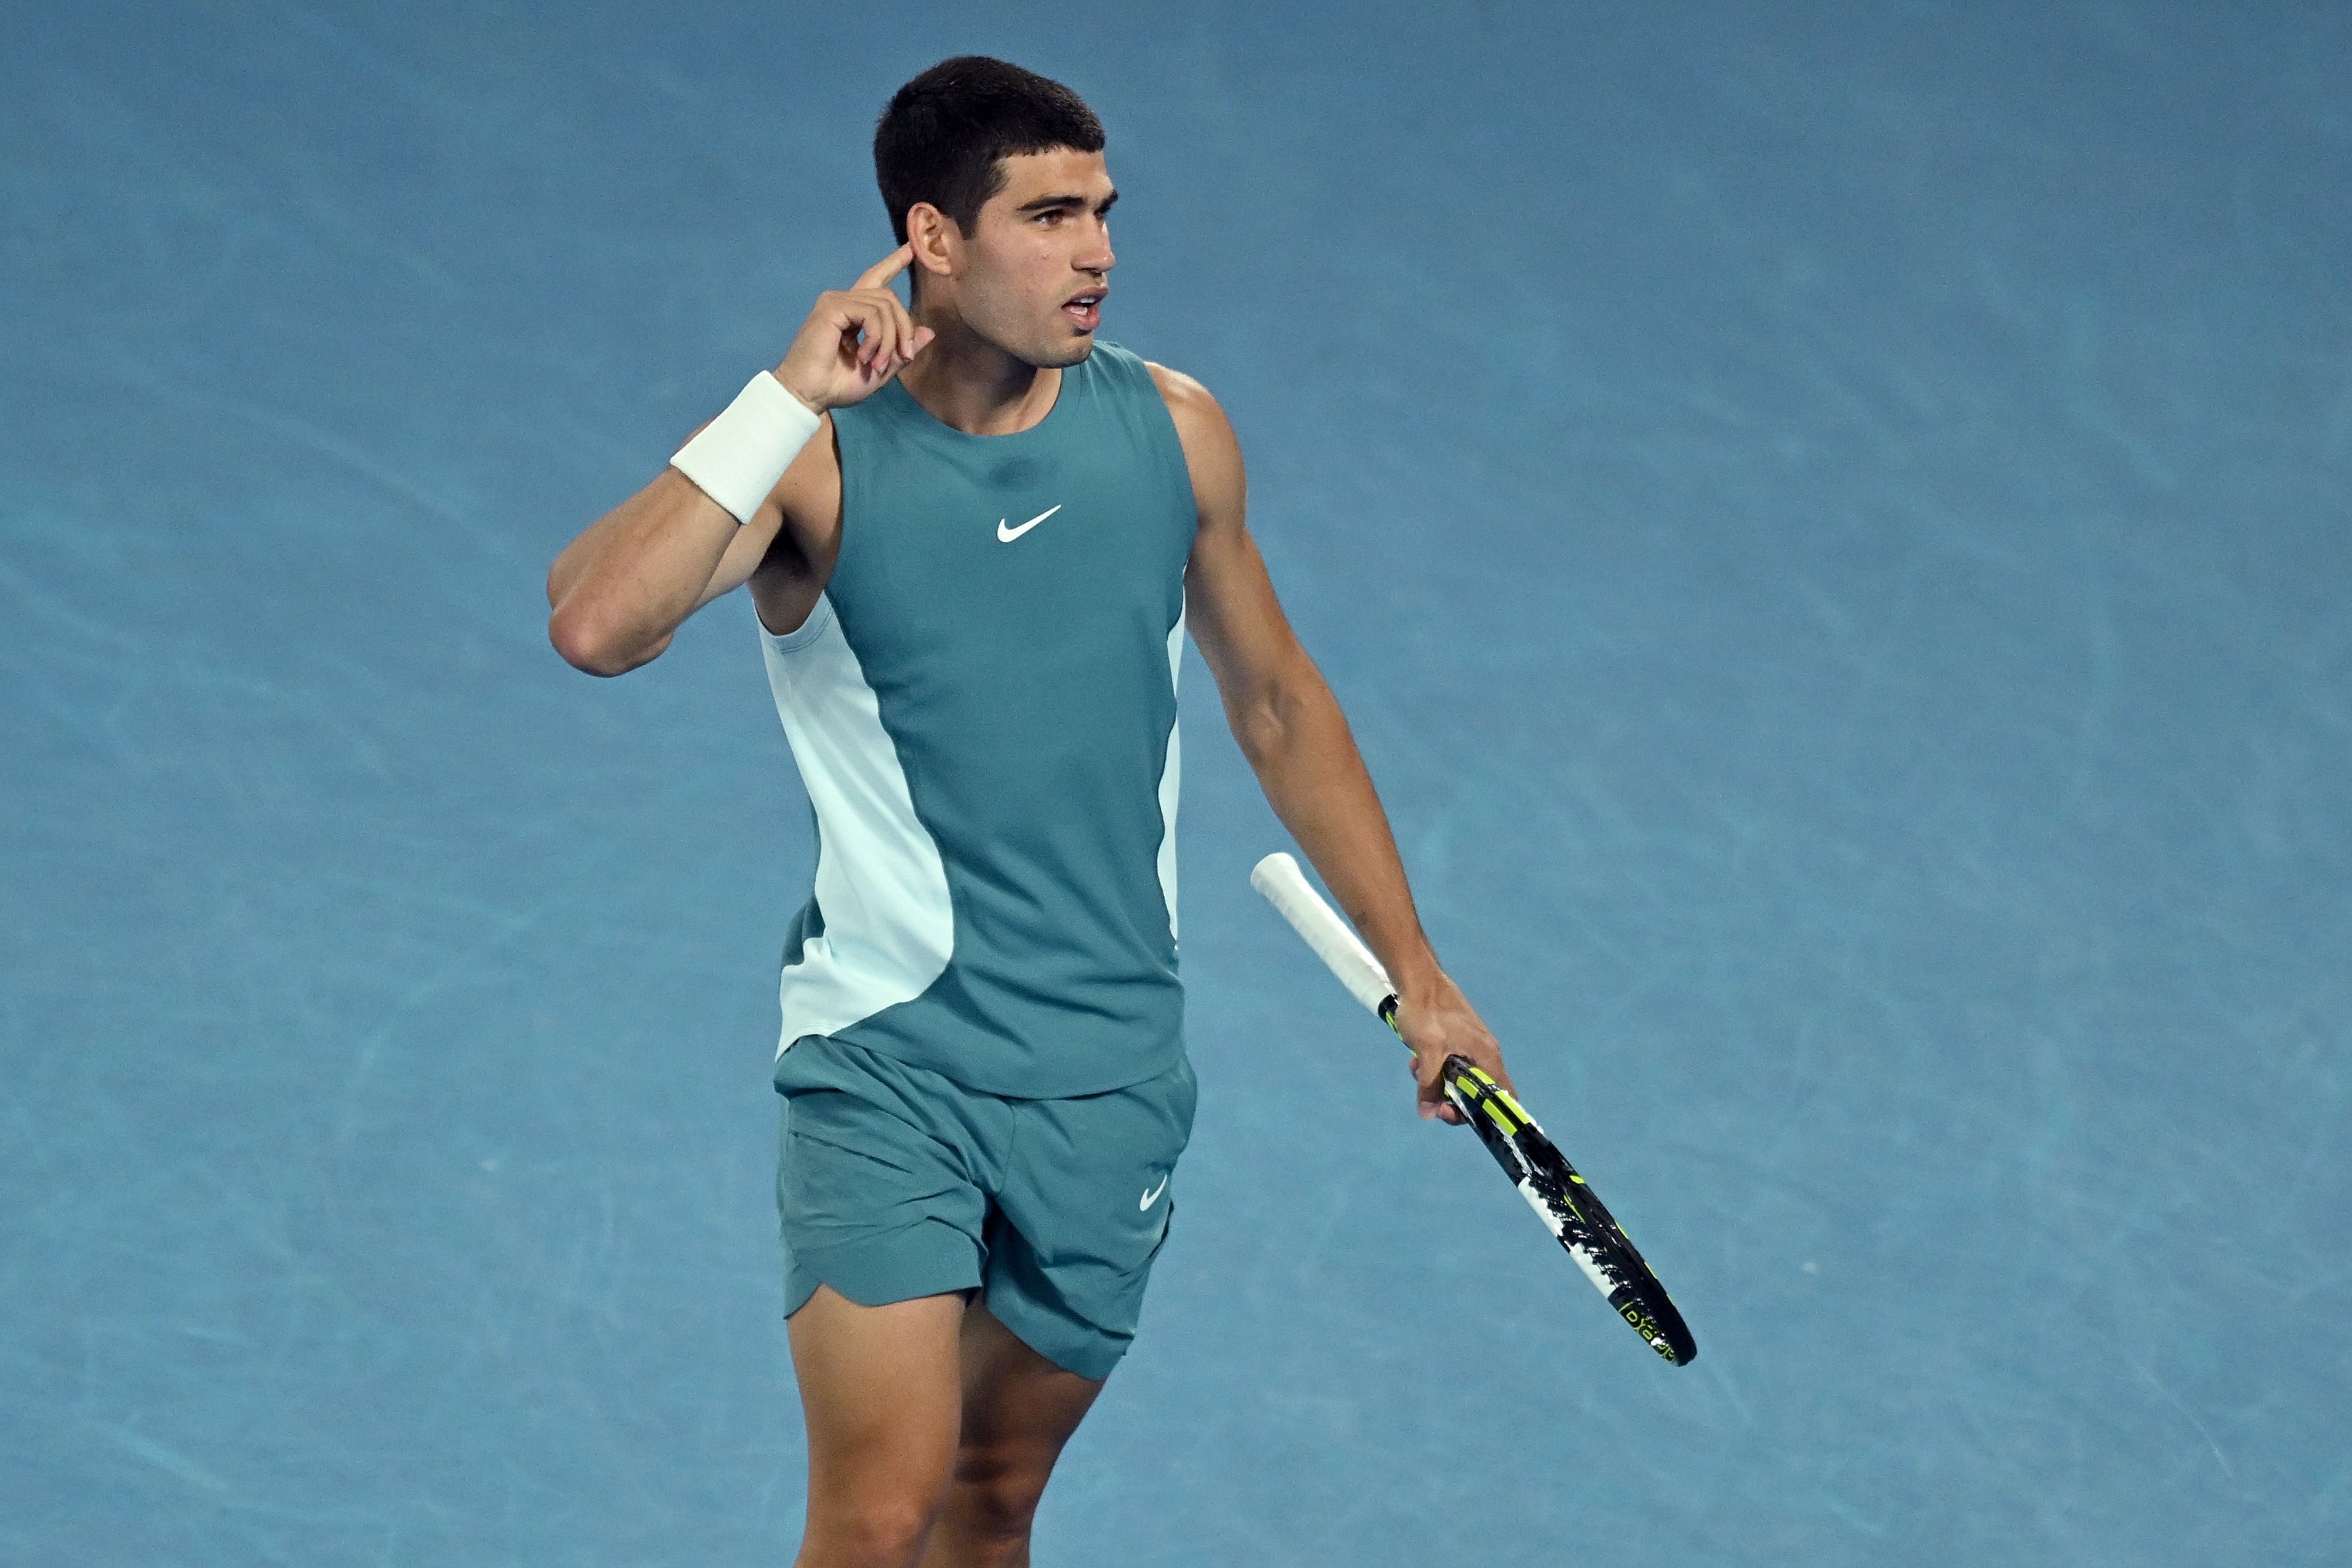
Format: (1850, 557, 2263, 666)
(1249, 852, 1396, 1016)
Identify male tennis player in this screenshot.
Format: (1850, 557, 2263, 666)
(547, 56, 1513, 1568)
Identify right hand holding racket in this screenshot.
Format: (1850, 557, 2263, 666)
(1393, 971, 1516, 1124)
(1251, 851, 1695, 1363)
(772, 243, 937, 414)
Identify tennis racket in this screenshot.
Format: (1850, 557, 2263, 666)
(1251, 852, 1697, 1366)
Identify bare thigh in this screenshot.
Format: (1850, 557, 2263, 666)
(922, 1299, 1107, 1568)
(788, 1284, 968, 1568)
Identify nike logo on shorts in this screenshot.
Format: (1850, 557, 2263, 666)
(997, 504, 1062, 542)
(1139, 1175, 1168, 1211)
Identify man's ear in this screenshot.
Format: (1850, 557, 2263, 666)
(904, 202, 961, 288)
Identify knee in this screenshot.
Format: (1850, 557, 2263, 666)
(805, 1493, 937, 1568)
(945, 1446, 1051, 1554)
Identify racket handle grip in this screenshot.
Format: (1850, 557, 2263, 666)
(1250, 852, 1396, 1016)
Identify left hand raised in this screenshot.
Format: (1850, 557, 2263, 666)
(1391, 971, 1514, 1124)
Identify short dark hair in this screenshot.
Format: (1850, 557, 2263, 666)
(874, 57, 1104, 246)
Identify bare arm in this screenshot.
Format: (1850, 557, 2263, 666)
(545, 245, 935, 676)
(545, 464, 776, 676)
(1155, 363, 1513, 1121)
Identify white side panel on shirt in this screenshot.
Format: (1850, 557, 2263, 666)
(759, 595, 954, 1057)
(1155, 605, 1184, 946)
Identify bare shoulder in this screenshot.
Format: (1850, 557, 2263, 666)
(1146, 361, 1234, 445)
(1145, 361, 1244, 522)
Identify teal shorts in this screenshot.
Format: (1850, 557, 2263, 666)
(773, 1037, 1197, 1381)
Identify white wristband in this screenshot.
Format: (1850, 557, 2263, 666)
(670, 372, 822, 524)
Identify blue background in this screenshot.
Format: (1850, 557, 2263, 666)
(4, 2, 2346, 1563)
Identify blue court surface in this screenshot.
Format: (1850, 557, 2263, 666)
(5, 3, 2347, 1563)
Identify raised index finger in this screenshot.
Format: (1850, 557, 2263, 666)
(853, 243, 914, 291)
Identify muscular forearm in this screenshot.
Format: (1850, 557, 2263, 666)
(1234, 666, 1443, 1003)
(546, 469, 739, 676)
(547, 246, 933, 678)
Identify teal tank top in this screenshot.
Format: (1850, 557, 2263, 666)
(759, 343, 1196, 1098)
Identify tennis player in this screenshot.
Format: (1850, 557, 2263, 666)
(546, 56, 1515, 1568)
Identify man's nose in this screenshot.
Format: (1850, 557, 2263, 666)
(1080, 225, 1114, 274)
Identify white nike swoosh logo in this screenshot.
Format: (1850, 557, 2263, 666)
(1139, 1175, 1168, 1211)
(997, 504, 1062, 542)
